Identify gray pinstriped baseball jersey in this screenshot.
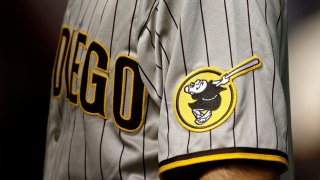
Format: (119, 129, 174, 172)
(44, 0, 292, 179)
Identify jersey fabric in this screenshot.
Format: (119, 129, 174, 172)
(44, 0, 291, 179)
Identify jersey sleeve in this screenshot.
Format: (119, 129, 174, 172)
(137, 0, 289, 178)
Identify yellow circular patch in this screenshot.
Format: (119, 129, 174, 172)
(174, 56, 262, 133)
(174, 67, 236, 133)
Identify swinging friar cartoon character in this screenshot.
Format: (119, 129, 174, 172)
(184, 58, 261, 125)
(184, 76, 229, 125)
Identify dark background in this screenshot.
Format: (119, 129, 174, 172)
(0, 0, 319, 179)
(0, 1, 66, 179)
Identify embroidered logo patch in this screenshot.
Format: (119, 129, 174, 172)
(174, 56, 262, 132)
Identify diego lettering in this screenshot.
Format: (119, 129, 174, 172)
(51, 26, 146, 132)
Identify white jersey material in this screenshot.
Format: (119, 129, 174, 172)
(44, 0, 291, 179)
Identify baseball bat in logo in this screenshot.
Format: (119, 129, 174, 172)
(174, 56, 262, 132)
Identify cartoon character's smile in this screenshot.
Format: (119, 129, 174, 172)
(185, 80, 207, 95)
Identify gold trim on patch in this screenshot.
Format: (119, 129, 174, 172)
(174, 56, 262, 132)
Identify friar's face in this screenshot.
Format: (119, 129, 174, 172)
(184, 80, 208, 95)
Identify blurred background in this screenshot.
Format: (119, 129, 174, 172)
(0, 0, 319, 179)
(289, 1, 320, 180)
